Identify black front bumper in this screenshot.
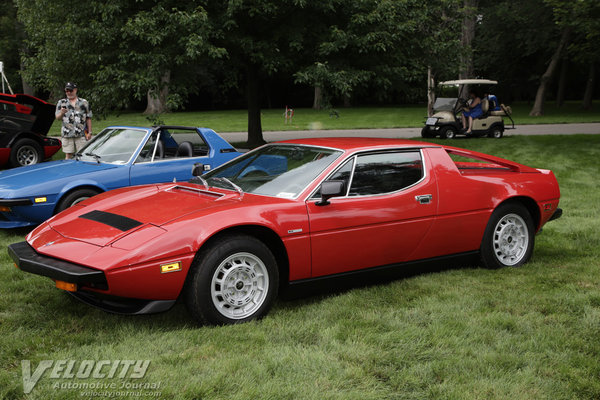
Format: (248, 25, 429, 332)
(8, 241, 175, 315)
(8, 241, 106, 285)
(0, 198, 33, 206)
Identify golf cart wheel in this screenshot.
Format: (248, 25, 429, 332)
(421, 127, 436, 138)
(439, 126, 457, 139)
(9, 138, 44, 167)
(488, 127, 504, 139)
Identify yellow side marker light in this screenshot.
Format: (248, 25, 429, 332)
(0, 206, 11, 212)
(34, 197, 47, 203)
(161, 261, 182, 274)
(55, 280, 78, 292)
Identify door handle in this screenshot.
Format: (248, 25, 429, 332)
(415, 194, 432, 204)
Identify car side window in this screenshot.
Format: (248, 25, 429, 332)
(348, 151, 423, 196)
(134, 132, 158, 163)
(162, 130, 209, 159)
(311, 157, 355, 199)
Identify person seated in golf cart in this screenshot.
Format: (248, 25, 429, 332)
(461, 89, 483, 134)
(484, 92, 501, 111)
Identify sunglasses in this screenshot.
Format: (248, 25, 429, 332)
(65, 89, 74, 92)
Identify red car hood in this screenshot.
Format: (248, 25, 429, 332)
(47, 184, 240, 247)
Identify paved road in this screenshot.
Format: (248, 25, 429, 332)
(220, 122, 600, 142)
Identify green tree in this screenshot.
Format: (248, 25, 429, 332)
(16, 0, 218, 114)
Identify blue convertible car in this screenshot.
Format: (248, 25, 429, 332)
(0, 125, 241, 228)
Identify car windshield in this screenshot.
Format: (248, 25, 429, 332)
(76, 128, 148, 164)
(201, 144, 343, 198)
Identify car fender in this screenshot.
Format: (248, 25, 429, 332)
(6, 131, 45, 148)
(54, 180, 108, 207)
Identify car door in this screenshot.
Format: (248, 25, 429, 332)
(306, 150, 437, 278)
(129, 129, 210, 185)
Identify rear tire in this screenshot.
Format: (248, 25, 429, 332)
(439, 126, 457, 139)
(56, 188, 101, 213)
(488, 127, 504, 138)
(9, 138, 43, 167)
(184, 234, 279, 325)
(480, 202, 535, 269)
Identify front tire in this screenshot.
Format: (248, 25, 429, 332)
(184, 234, 279, 325)
(439, 126, 457, 139)
(480, 202, 535, 269)
(10, 138, 43, 167)
(421, 126, 436, 138)
(56, 188, 101, 213)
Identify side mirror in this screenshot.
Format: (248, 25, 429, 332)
(316, 180, 345, 206)
(192, 163, 210, 176)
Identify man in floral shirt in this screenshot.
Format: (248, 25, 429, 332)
(55, 82, 93, 159)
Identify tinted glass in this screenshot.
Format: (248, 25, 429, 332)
(77, 128, 147, 164)
(202, 144, 342, 198)
(349, 151, 423, 196)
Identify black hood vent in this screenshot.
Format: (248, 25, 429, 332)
(79, 210, 143, 231)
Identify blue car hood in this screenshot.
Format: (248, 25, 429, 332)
(0, 160, 117, 192)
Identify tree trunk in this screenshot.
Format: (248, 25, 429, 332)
(458, 0, 478, 99)
(555, 58, 568, 107)
(312, 86, 322, 110)
(582, 63, 595, 110)
(246, 65, 265, 147)
(343, 94, 351, 108)
(530, 28, 570, 116)
(19, 58, 34, 96)
(427, 66, 435, 117)
(144, 71, 170, 114)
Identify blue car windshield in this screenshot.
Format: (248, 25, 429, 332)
(201, 144, 342, 198)
(77, 128, 148, 164)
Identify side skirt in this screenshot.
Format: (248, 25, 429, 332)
(283, 251, 480, 299)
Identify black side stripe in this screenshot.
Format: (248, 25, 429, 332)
(79, 210, 143, 232)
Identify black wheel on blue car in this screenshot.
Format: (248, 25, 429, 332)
(56, 188, 101, 213)
(184, 234, 279, 325)
(439, 126, 456, 139)
(480, 202, 535, 269)
(10, 138, 43, 167)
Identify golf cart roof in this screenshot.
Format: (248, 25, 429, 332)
(439, 79, 498, 86)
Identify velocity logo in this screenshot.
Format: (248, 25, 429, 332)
(21, 359, 150, 394)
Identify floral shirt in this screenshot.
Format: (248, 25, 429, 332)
(56, 97, 92, 138)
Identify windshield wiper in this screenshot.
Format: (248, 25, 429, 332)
(212, 177, 243, 194)
(84, 152, 101, 164)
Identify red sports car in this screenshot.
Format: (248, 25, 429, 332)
(0, 93, 61, 167)
(9, 138, 562, 324)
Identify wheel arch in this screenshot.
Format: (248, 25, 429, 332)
(53, 184, 105, 214)
(186, 224, 290, 293)
(8, 131, 45, 148)
(496, 196, 541, 231)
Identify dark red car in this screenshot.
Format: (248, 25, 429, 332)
(9, 138, 562, 324)
(0, 93, 61, 167)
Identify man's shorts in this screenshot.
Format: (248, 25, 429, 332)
(61, 136, 88, 154)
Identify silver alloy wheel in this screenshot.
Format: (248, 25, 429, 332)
(210, 252, 269, 319)
(492, 213, 529, 266)
(16, 145, 39, 165)
(493, 129, 502, 138)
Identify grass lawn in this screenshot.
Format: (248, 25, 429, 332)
(1, 134, 599, 399)
(47, 101, 600, 136)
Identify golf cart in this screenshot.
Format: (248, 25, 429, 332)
(421, 79, 514, 139)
